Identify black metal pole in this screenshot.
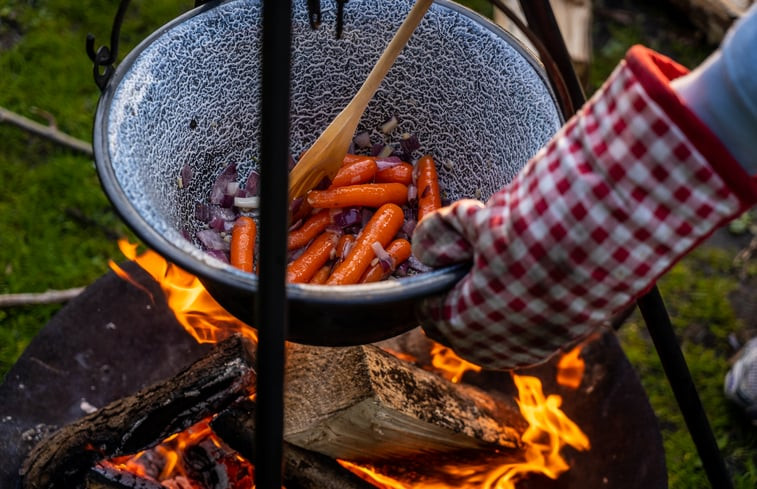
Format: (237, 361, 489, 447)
(516, 0, 585, 114)
(638, 287, 734, 489)
(256, 0, 291, 488)
(512, 2, 733, 487)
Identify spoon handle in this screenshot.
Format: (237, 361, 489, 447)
(348, 0, 433, 112)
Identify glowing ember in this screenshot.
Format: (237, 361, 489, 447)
(556, 343, 585, 390)
(108, 419, 254, 487)
(110, 239, 257, 345)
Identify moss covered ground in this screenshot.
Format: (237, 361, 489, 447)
(0, 0, 754, 487)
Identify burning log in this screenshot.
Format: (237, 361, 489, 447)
(85, 463, 163, 489)
(20, 334, 256, 489)
(211, 398, 377, 489)
(282, 343, 523, 461)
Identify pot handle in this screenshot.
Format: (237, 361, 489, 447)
(85, 0, 217, 92)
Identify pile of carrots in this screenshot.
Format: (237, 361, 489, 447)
(228, 153, 441, 284)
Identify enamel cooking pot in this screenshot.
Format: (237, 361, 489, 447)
(92, 0, 563, 345)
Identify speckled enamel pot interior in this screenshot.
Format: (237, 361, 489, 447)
(93, 0, 563, 345)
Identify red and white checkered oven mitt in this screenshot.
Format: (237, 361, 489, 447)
(412, 45, 757, 370)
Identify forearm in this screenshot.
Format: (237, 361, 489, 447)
(417, 46, 757, 370)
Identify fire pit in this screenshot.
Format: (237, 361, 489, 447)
(0, 255, 667, 488)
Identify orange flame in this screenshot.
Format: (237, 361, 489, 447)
(429, 343, 482, 383)
(482, 374, 590, 487)
(555, 343, 585, 390)
(110, 239, 257, 345)
(339, 350, 591, 489)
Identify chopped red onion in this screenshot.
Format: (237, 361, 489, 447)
(204, 249, 230, 264)
(399, 133, 420, 158)
(380, 115, 399, 134)
(342, 238, 355, 258)
(197, 229, 230, 251)
(195, 204, 236, 223)
(244, 170, 260, 196)
(289, 218, 304, 232)
(394, 260, 410, 277)
(408, 255, 434, 272)
(371, 241, 394, 272)
(401, 217, 417, 236)
(219, 193, 235, 208)
(377, 145, 394, 158)
(375, 156, 403, 170)
(288, 246, 307, 262)
(208, 216, 226, 231)
(234, 196, 260, 210)
(361, 208, 374, 227)
(209, 163, 238, 205)
(353, 131, 371, 149)
(332, 207, 362, 229)
(371, 143, 385, 156)
(178, 163, 192, 189)
(407, 184, 418, 205)
(289, 196, 304, 216)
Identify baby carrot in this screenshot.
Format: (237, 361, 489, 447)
(287, 232, 339, 283)
(307, 183, 408, 209)
(343, 153, 375, 165)
(326, 203, 404, 285)
(416, 154, 442, 222)
(335, 233, 355, 260)
(230, 216, 256, 273)
(288, 209, 331, 250)
(329, 157, 378, 188)
(375, 162, 413, 185)
(359, 238, 412, 283)
(309, 265, 332, 284)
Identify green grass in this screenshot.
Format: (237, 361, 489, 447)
(0, 0, 190, 375)
(1, 0, 755, 487)
(619, 248, 757, 488)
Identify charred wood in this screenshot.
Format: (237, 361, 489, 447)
(20, 335, 256, 489)
(85, 463, 163, 489)
(181, 435, 254, 489)
(211, 398, 377, 489)
(283, 343, 523, 461)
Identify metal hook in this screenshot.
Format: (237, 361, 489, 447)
(308, 0, 322, 29)
(336, 0, 348, 39)
(86, 0, 131, 92)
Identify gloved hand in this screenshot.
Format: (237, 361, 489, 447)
(413, 40, 757, 370)
(671, 3, 757, 173)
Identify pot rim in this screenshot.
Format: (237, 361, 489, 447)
(92, 0, 556, 307)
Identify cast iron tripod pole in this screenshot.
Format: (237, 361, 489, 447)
(256, 0, 292, 487)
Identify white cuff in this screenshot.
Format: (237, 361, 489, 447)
(671, 4, 757, 173)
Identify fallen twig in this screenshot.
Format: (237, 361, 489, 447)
(0, 288, 85, 307)
(0, 106, 92, 156)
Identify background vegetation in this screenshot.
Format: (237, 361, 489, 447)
(0, 0, 754, 487)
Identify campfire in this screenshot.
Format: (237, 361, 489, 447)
(1, 238, 668, 489)
(18, 240, 590, 489)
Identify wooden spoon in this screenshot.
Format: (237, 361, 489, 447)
(288, 0, 433, 201)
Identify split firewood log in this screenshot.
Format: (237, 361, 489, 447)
(20, 334, 256, 489)
(281, 343, 524, 461)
